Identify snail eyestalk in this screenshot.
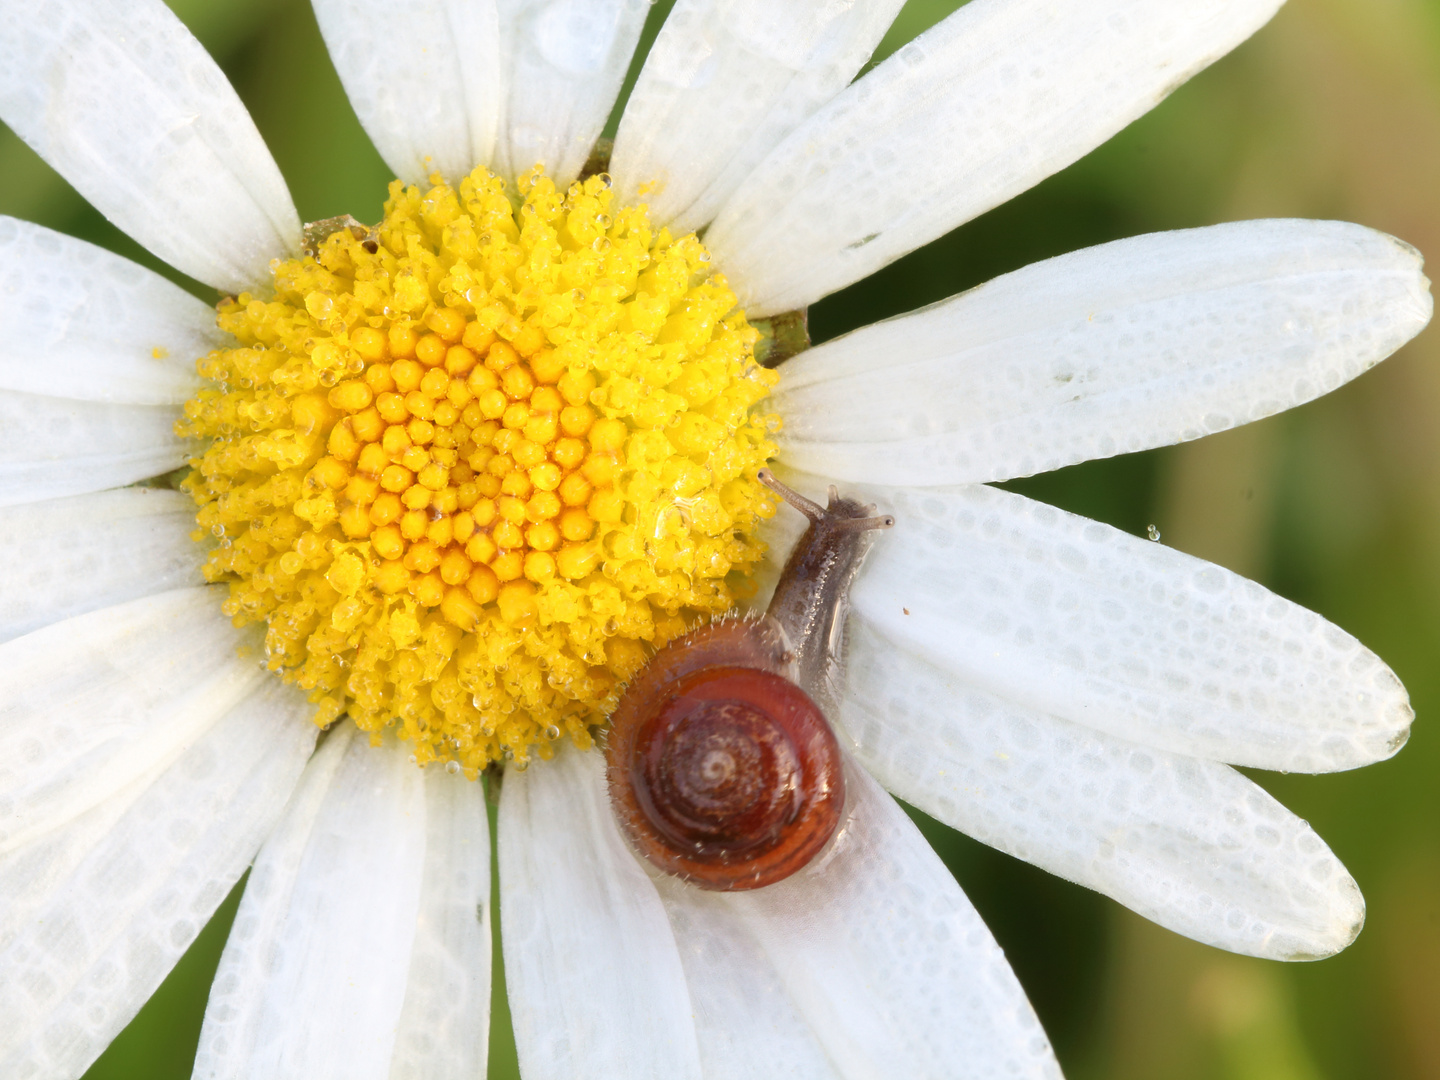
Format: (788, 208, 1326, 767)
(755, 467, 826, 520)
(757, 468, 895, 531)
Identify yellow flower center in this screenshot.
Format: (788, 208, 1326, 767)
(178, 165, 779, 771)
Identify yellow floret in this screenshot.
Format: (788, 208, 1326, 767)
(178, 165, 779, 771)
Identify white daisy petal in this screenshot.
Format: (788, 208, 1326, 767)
(388, 766, 492, 1080)
(0, 0, 301, 293)
(773, 221, 1433, 484)
(612, 0, 904, 233)
(0, 679, 316, 1080)
(0, 488, 202, 644)
(493, 0, 650, 188)
(312, 0, 501, 185)
(836, 480, 1411, 772)
(194, 730, 487, 1080)
(0, 218, 216, 405)
(706, 0, 1285, 315)
(652, 875, 839, 1080)
(498, 744, 703, 1080)
(841, 618, 1366, 960)
(0, 588, 262, 855)
(0, 389, 190, 507)
(667, 765, 1060, 1079)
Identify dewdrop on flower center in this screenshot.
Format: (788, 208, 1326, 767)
(178, 165, 781, 772)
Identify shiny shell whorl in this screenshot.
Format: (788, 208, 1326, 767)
(605, 618, 844, 891)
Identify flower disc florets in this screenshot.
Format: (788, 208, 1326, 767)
(178, 165, 779, 771)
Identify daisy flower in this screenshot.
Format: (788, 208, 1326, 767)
(0, 0, 1430, 1078)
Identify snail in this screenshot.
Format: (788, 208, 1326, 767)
(606, 469, 894, 891)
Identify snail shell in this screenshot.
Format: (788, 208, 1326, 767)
(606, 470, 893, 891)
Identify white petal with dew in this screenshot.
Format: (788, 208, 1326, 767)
(492, 0, 649, 188)
(0, 488, 202, 644)
(707, 0, 1285, 315)
(840, 618, 1366, 960)
(0, 679, 316, 1080)
(0, 389, 190, 507)
(663, 765, 1060, 1079)
(774, 221, 1433, 484)
(0, 588, 262, 854)
(499, 744, 703, 1080)
(0, 218, 217, 405)
(0, 0, 300, 293)
(313, 0, 501, 185)
(388, 766, 492, 1080)
(612, 0, 904, 233)
(653, 874, 839, 1080)
(193, 730, 488, 1080)
(829, 479, 1412, 772)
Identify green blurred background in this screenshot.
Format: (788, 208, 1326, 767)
(3, 0, 1437, 1076)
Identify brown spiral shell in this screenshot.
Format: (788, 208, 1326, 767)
(605, 617, 845, 891)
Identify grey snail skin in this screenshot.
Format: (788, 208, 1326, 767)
(605, 469, 894, 891)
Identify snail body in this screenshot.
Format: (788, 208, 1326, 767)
(605, 470, 893, 891)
